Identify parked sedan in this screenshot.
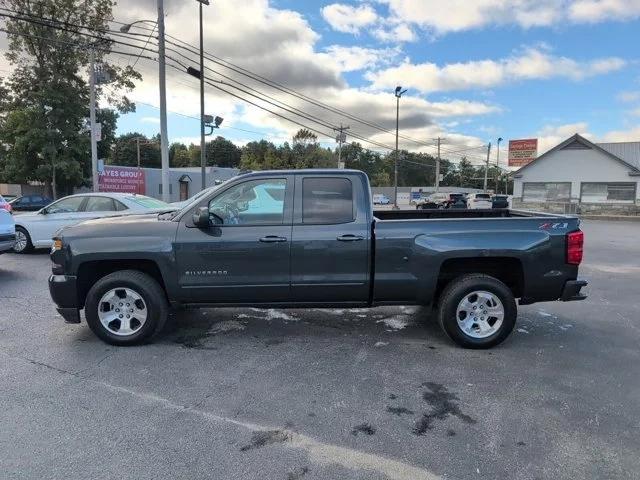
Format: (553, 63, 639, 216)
(8, 194, 52, 212)
(0, 195, 15, 254)
(13, 193, 174, 253)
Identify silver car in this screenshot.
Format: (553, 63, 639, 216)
(12, 193, 174, 253)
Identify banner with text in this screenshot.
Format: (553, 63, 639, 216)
(98, 166, 146, 194)
(508, 139, 538, 167)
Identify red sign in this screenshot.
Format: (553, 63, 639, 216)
(98, 166, 146, 194)
(508, 139, 538, 167)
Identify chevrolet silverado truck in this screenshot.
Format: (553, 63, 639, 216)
(48, 169, 587, 349)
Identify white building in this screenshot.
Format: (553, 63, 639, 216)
(512, 134, 640, 214)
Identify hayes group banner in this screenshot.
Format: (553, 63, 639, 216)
(508, 139, 538, 167)
(98, 166, 146, 194)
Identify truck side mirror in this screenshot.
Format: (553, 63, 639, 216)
(192, 207, 211, 228)
(192, 207, 223, 227)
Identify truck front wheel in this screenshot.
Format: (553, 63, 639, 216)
(84, 270, 168, 346)
(437, 274, 516, 349)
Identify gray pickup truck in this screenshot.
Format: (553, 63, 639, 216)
(49, 169, 586, 349)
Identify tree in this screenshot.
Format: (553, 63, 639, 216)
(292, 128, 317, 147)
(205, 136, 241, 168)
(111, 133, 160, 168)
(0, 0, 141, 196)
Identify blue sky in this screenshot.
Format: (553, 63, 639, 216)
(111, 0, 640, 163)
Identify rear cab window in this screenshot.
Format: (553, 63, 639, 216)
(302, 177, 354, 224)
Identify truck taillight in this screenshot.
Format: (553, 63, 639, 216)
(566, 230, 584, 265)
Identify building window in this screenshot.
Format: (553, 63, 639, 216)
(522, 182, 571, 202)
(581, 183, 636, 203)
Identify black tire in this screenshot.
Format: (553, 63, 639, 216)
(84, 270, 168, 346)
(13, 226, 33, 253)
(437, 274, 516, 349)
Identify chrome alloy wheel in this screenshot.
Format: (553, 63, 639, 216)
(13, 229, 27, 252)
(97, 287, 148, 336)
(456, 290, 504, 339)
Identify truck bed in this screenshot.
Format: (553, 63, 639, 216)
(373, 208, 567, 221)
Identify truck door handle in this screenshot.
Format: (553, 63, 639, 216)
(259, 235, 287, 243)
(337, 234, 364, 242)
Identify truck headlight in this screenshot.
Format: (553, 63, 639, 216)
(51, 238, 63, 253)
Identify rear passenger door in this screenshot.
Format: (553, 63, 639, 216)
(290, 175, 371, 303)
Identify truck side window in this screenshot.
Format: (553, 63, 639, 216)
(302, 177, 353, 224)
(208, 179, 286, 225)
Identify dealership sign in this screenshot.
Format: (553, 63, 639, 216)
(98, 166, 146, 194)
(508, 139, 538, 167)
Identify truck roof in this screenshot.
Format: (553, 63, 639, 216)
(234, 169, 365, 179)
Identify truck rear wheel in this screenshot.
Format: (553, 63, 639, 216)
(84, 270, 168, 346)
(437, 274, 516, 349)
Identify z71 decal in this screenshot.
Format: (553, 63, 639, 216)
(539, 222, 569, 230)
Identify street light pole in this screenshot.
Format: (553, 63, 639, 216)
(495, 137, 503, 193)
(197, 0, 209, 190)
(89, 48, 99, 192)
(483, 142, 492, 192)
(393, 86, 407, 209)
(157, 0, 170, 202)
(435, 136, 441, 192)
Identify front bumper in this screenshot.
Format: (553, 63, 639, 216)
(48, 275, 81, 323)
(0, 233, 15, 253)
(560, 279, 588, 302)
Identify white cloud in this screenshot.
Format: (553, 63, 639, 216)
(617, 91, 640, 103)
(321, 3, 378, 34)
(569, 0, 640, 23)
(630, 107, 640, 117)
(321, 45, 401, 72)
(601, 125, 640, 142)
(366, 47, 626, 93)
(373, 23, 417, 43)
(376, 0, 640, 35)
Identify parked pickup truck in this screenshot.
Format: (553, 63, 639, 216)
(49, 169, 587, 349)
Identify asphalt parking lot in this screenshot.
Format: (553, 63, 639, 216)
(0, 220, 638, 480)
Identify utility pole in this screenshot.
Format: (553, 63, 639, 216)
(334, 124, 349, 168)
(435, 136, 441, 192)
(483, 142, 492, 192)
(158, 0, 170, 202)
(136, 137, 141, 168)
(89, 48, 98, 192)
(495, 137, 503, 193)
(198, 0, 209, 190)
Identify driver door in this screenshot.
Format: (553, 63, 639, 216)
(175, 176, 293, 304)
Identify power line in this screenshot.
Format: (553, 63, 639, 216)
(0, 7, 490, 160)
(163, 34, 442, 150)
(1, 9, 394, 150)
(1, 7, 489, 155)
